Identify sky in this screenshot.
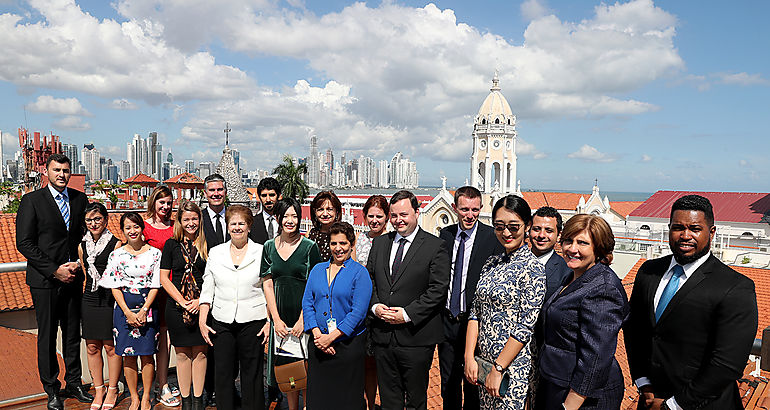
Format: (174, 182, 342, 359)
(0, 0, 767, 193)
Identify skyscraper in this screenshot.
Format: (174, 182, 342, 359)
(308, 135, 319, 187)
(148, 132, 158, 176)
(81, 144, 100, 181)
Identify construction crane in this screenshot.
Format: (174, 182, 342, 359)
(17, 127, 62, 192)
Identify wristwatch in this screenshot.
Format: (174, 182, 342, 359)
(493, 361, 505, 373)
(141, 307, 149, 312)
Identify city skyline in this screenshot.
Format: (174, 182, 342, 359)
(0, 1, 767, 192)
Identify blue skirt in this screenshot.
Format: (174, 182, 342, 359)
(113, 288, 159, 356)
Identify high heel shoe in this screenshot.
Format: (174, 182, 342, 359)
(90, 385, 105, 410)
(101, 386, 119, 410)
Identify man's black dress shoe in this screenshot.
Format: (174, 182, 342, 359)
(47, 393, 64, 410)
(61, 384, 94, 403)
(206, 391, 216, 408)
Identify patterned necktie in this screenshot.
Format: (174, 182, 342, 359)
(267, 215, 274, 239)
(214, 214, 224, 243)
(391, 238, 407, 282)
(449, 231, 468, 317)
(655, 264, 685, 322)
(57, 192, 70, 230)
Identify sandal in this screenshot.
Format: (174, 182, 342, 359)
(102, 386, 119, 410)
(90, 385, 105, 410)
(158, 385, 180, 407)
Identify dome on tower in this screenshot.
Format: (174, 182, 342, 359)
(476, 71, 513, 119)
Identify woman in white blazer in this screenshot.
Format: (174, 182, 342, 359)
(199, 205, 269, 410)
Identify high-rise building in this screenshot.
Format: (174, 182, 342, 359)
(154, 144, 163, 180)
(378, 160, 389, 188)
(231, 149, 240, 174)
(62, 143, 79, 166)
(308, 135, 319, 187)
(120, 160, 131, 182)
(185, 159, 195, 174)
(199, 161, 214, 180)
(81, 144, 100, 181)
(148, 132, 158, 177)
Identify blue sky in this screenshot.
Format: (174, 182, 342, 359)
(0, 0, 767, 192)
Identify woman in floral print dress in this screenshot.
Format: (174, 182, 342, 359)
(99, 212, 162, 410)
(464, 195, 546, 410)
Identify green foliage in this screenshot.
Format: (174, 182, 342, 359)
(273, 154, 309, 201)
(109, 190, 118, 204)
(3, 197, 20, 213)
(742, 256, 752, 264)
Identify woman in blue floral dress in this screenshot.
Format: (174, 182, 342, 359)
(464, 195, 546, 410)
(99, 212, 162, 410)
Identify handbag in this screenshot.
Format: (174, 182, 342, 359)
(474, 355, 512, 396)
(274, 336, 309, 393)
(179, 243, 201, 326)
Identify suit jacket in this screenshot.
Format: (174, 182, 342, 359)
(199, 239, 267, 324)
(438, 222, 503, 311)
(249, 211, 269, 245)
(539, 263, 629, 399)
(367, 228, 451, 346)
(543, 251, 572, 303)
(16, 186, 87, 289)
(201, 206, 230, 251)
(624, 254, 757, 409)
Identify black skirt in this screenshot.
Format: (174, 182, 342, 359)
(81, 288, 114, 341)
(306, 332, 366, 410)
(165, 300, 205, 347)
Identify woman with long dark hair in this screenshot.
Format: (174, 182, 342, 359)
(307, 190, 342, 262)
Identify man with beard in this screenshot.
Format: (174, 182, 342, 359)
(625, 195, 757, 410)
(249, 177, 282, 244)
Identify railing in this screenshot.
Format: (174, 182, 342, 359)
(0, 261, 26, 273)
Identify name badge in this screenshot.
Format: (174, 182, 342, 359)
(326, 317, 337, 333)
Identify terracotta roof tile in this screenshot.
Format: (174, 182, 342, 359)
(0, 327, 65, 402)
(164, 172, 203, 185)
(611, 201, 644, 218)
(521, 192, 587, 211)
(122, 173, 159, 184)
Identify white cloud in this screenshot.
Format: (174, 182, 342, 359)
(111, 98, 138, 110)
(53, 115, 91, 131)
(567, 144, 617, 162)
(516, 138, 547, 159)
(102, 145, 123, 156)
(641, 154, 652, 162)
(521, 0, 551, 21)
(0, 0, 255, 104)
(27, 95, 90, 116)
(715, 72, 770, 86)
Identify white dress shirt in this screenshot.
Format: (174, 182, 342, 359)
(199, 239, 267, 324)
(445, 223, 478, 312)
(206, 206, 226, 239)
(262, 212, 278, 238)
(634, 251, 711, 410)
(372, 227, 421, 322)
(536, 248, 555, 267)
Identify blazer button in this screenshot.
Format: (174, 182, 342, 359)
(323, 312, 327, 316)
(390, 291, 394, 295)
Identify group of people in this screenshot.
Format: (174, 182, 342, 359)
(16, 152, 759, 410)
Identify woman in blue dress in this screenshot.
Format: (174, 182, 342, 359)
(99, 212, 162, 410)
(464, 195, 546, 410)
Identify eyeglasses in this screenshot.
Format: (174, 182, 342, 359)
(85, 217, 104, 224)
(493, 222, 522, 232)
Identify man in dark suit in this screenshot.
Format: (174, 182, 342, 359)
(16, 154, 92, 410)
(625, 195, 757, 410)
(249, 177, 281, 245)
(367, 190, 451, 410)
(529, 206, 571, 302)
(201, 173, 229, 252)
(437, 186, 502, 410)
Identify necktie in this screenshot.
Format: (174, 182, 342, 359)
(214, 214, 224, 243)
(391, 238, 407, 282)
(57, 193, 70, 230)
(449, 231, 468, 317)
(655, 265, 685, 322)
(267, 215, 274, 239)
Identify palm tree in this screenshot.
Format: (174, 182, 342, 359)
(273, 154, 309, 201)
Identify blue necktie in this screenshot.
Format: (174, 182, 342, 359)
(57, 193, 70, 230)
(655, 265, 684, 322)
(449, 231, 468, 317)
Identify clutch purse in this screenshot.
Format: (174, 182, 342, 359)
(474, 355, 511, 396)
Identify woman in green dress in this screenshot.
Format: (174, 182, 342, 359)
(262, 197, 322, 410)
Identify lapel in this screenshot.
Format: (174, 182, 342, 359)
(467, 223, 485, 268)
(554, 262, 604, 299)
(655, 254, 713, 325)
(391, 229, 425, 286)
(381, 232, 396, 281)
(237, 242, 258, 270)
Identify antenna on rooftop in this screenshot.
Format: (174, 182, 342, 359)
(224, 122, 231, 148)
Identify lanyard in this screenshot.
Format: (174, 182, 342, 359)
(326, 262, 345, 318)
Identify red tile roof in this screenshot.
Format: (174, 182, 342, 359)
(122, 173, 160, 184)
(164, 172, 203, 185)
(612, 201, 644, 218)
(521, 192, 587, 211)
(629, 191, 770, 224)
(0, 326, 64, 402)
